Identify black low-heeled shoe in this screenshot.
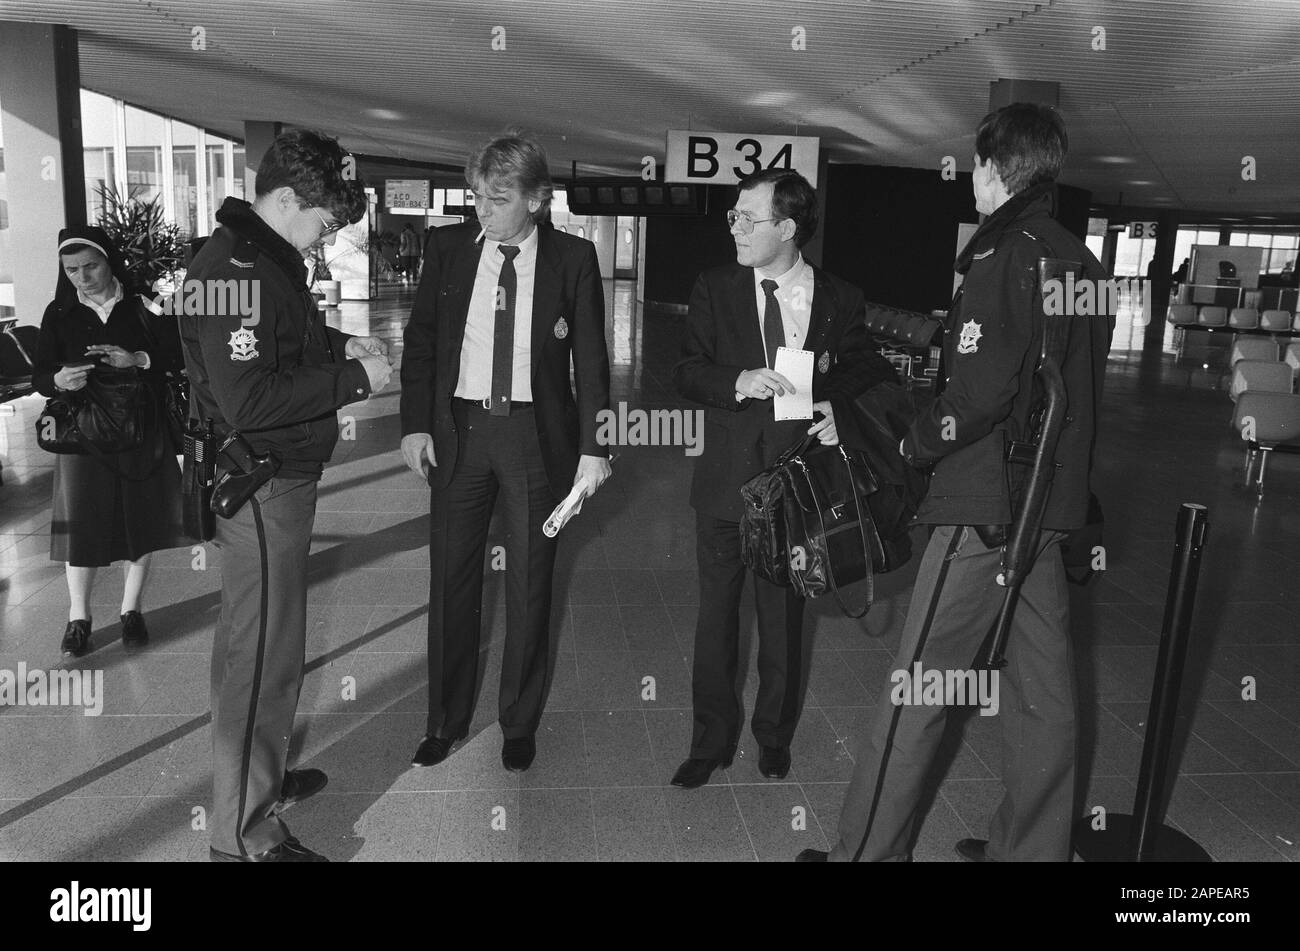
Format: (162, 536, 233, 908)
(121, 610, 149, 647)
(61, 619, 92, 658)
(955, 838, 992, 862)
(669, 751, 735, 789)
(501, 735, 536, 772)
(411, 730, 468, 767)
(758, 744, 791, 779)
(209, 835, 328, 863)
(275, 768, 328, 812)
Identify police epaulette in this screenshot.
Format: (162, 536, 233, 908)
(230, 238, 258, 269)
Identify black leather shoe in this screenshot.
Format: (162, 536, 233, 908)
(669, 753, 734, 789)
(411, 731, 467, 767)
(120, 610, 149, 647)
(209, 835, 328, 863)
(758, 744, 791, 779)
(276, 768, 327, 812)
(502, 735, 536, 772)
(796, 848, 828, 862)
(61, 619, 92, 658)
(955, 838, 992, 862)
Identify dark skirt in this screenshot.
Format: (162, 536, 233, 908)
(49, 386, 186, 567)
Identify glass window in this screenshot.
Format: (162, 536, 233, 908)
(123, 104, 165, 203)
(172, 146, 197, 238)
(1172, 228, 1199, 273)
(1112, 234, 1154, 277)
(125, 147, 161, 203)
(232, 145, 245, 200)
(206, 143, 227, 230)
(84, 147, 115, 222)
(79, 90, 116, 150)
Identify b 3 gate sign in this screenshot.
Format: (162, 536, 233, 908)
(666, 131, 820, 187)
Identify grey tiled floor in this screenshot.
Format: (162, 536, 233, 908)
(0, 282, 1296, 861)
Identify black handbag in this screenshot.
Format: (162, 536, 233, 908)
(740, 432, 915, 618)
(132, 305, 188, 448)
(36, 366, 150, 456)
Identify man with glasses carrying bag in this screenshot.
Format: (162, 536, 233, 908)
(671, 169, 897, 789)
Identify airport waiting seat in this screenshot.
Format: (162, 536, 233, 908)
(1230, 336, 1279, 365)
(1285, 343, 1300, 382)
(5, 324, 39, 365)
(1230, 359, 1293, 401)
(1228, 307, 1259, 329)
(0, 331, 35, 404)
(1168, 303, 1197, 326)
(1260, 309, 1292, 332)
(1233, 391, 1300, 495)
(1197, 305, 1228, 327)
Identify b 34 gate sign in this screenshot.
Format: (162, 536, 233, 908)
(665, 131, 820, 187)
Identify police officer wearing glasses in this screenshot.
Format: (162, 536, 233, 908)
(179, 128, 392, 862)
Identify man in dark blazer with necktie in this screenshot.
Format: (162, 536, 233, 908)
(399, 133, 611, 772)
(671, 168, 897, 788)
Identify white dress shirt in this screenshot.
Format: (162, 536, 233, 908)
(78, 279, 123, 324)
(754, 254, 814, 361)
(456, 226, 539, 402)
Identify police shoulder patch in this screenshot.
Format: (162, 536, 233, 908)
(229, 327, 259, 361)
(956, 319, 983, 355)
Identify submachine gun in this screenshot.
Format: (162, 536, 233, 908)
(980, 256, 1082, 670)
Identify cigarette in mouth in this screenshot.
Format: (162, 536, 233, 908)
(475, 226, 487, 243)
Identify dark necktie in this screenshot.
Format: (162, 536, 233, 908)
(761, 278, 784, 369)
(491, 244, 521, 416)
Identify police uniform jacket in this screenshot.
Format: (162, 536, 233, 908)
(179, 197, 371, 481)
(902, 183, 1113, 531)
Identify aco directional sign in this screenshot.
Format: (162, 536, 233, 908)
(385, 179, 430, 210)
(666, 131, 820, 187)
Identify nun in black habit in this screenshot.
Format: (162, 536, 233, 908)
(32, 225, 185, 657)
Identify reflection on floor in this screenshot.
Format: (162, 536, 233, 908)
(0, 279, 1296, 862)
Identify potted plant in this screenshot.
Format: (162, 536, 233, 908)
(96, 185, 186, 296)
(310, 243, 342, 306)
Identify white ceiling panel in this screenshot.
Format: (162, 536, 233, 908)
(0, 0, 1297, 213)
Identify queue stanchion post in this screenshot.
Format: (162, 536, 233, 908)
(1073, 502, 1212, 862)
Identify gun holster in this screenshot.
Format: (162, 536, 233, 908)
(972, 437, 1036, 549)
(211, 431, 281, 519)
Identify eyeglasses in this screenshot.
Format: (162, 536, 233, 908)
(726, 209, 782, 234)
(312, 206, 344, 237)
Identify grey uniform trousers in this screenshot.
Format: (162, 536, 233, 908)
(829, 524, 1077, 862)
(210, 477, 317, 856)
